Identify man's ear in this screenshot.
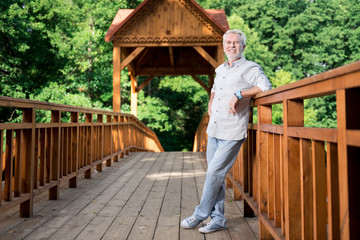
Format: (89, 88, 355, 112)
(243, 45, 246, 51)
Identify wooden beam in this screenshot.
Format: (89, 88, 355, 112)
(136, 67, 209, 76)
(120, 48, 136, 74)
(137, 75, 154, 93)
(120, 47, 145, 71)
(169, 47, 174, 67)
(191, 75, 209, 93)
(113, 46, 121, 112)
(130, 73, 138, 117)
(193, 46, 218, 69)
(135, 47, 150, 66)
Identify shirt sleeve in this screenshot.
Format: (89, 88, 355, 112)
(247, 64, 272, 92)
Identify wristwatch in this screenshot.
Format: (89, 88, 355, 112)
(234, 90, 242, 100)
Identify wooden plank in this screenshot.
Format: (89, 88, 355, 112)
(179, 152, 203, 240)
(127, 152, 175, 240)
(287, 127, 337, 143)
(312, 140, 327, 240)
(326, 142, 340, 240)
(101, 153, 166, 239)
(300, 139, 313, 240)
(20, 153, 144, 240)
(153, 152, 183, 240)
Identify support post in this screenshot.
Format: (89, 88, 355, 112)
(113, 46, 121, 112)
(130, 72, 138, 117)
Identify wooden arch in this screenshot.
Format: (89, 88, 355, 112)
(105, 0, 229, 115)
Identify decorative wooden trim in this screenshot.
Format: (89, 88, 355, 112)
(114, 35, 222, 45)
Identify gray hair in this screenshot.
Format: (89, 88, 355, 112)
(223, 29, 246, 47)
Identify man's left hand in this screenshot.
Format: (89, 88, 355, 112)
(228, 95, 239, 115)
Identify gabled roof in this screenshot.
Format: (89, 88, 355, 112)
(105, 0, 229, 42)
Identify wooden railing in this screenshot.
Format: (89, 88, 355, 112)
(0, 96, 163, 217)
(193, 61, 360, 240)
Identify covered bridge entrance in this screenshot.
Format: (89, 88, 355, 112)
(105, 0, 229, 115)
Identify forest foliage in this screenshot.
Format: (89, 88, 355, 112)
(1, 0, 359, 150)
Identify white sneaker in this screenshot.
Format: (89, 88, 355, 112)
(181, 216, 202, 229)
(199, 221, 226, 233)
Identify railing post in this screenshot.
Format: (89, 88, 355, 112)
(336, 87, 360, 240)
(283, 99, 303, 240)
(19, 108, 35, 217)
(85, 113, 93, 179)
(69, 112, 79, 188)
(257, 104, 272, 239)
(49, 110, 60, 200)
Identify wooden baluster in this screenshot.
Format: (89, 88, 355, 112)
(312, 140, 327, 240)
(119, 116, 124, 158)
(96, 114, 103, 172)
(106, 115, 112, 167)
(39, 128, 46, 186)
(46, 128, 51, 184)
(14, 129, 22, 197)
(85, 113, 93, 179)
(4, 129, 14, 202)
(273, 134, 281, 227)
(267, 133, 274, 220)
(326, 142, 340, 240)
(300, 138, 313, 240)
(33, 128, 39, 189)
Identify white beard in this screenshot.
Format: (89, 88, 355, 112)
(225, 51, 242, 61)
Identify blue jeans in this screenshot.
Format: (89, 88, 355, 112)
(193, 136, 244, 227)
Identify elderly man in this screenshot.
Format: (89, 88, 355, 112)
(181, 29, 271, 233)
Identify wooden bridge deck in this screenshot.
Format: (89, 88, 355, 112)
(0, 152, 258, 240)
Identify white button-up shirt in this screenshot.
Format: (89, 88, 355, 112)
(206, 57, 271, 140)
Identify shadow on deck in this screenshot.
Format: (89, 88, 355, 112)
(0, 152, 258, 240)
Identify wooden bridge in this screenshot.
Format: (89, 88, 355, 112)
(1, 0, 360, 239)
(1, 61, 360, 240)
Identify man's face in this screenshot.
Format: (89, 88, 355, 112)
(224, 33, 242, 61)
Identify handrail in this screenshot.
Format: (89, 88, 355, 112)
(0, 96, 163, 217)
(193, 61, 360, 240)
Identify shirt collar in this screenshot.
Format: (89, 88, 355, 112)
(224, 57, 246, 68)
